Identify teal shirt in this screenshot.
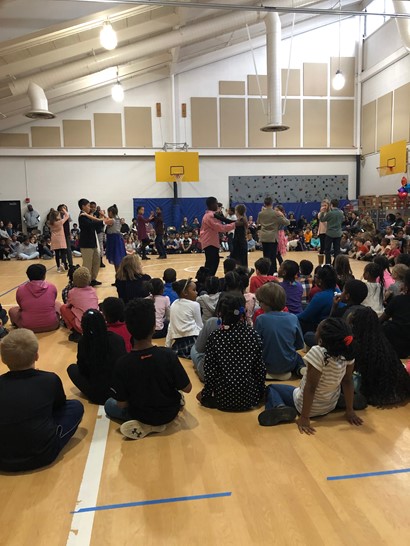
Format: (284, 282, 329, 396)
(319, 208, 344, 238)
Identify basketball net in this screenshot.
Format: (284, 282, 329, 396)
(173, 173, 184, 183)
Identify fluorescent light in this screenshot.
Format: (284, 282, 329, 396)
(100, 21, 117, 51)
(111, 82, 124, 102)
(332, 69, 345, 90)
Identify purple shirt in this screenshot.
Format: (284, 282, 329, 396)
(280, 281, 303, 314)
(137, 214, 149, 240)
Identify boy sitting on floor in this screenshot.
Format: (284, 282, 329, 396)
(249, 258, 279, 293)
(104, 298, 192, 440)
(0, 329, 84, 472)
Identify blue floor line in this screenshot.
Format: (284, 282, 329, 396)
(71, 491, 232, 514)
(327, 468, 410, 481)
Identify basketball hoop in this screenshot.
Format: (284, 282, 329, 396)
(376, 165, 393, 177)
(173, 173, 184, 183)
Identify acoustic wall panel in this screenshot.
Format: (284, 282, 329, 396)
(276, 99, 301, 148)
(62, 120, 92, 147)
(393, 83, 410, 143)
(330, 100, 354, 148)
(303, 63, 328, 96)
(220, 98, 245, 148)
(362, 101, 376, 155)
(0, 133, 29, 147)
(191, 97, 218, 147)
(376, 92, 392, 150)
(281, 69, 301, 96)
(247, 74, 267, 96)
(248, 98, 272, 148)
(31, 126, 61, 147)
(94, 113, 122, 147)
(124, 107, 152, 147)
(330, 57, 355, 97)
(219, 81, 245, 95)
(303, 99, 327, 147)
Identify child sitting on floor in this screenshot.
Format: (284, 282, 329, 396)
(196, 276, 220, 322)
(255, 283, 304, 381)
(361, 262, 385, 316)
(100, 297, 132, 352)
(104, 298, 192, 440)
(279, 260, 303, 314)
(384, 263, 408, 303)
(62, 264, 79, 304)
(165, 278, 203, 358)
(0, 329, 84, 471)
(60, 267, 99, 342)
(330, 279, 368, 320)
(163, 268, 178, 304)
(197, 293, 265, 412)
(147, 278, 170, 339)
(380, 268, 410, 359)
(249, 258, 278, 293)
(298, 259, 314, 307)
(258, 318, 364, 434)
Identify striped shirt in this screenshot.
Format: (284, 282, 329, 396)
(293, 345, 354, 417)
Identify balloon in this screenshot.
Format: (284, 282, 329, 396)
(397, 191, 407, 200)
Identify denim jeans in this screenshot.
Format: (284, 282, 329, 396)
(190, 345, 205, 382)
(104, 397, 132, 421)
(53, 399, 84, 451)
(265, 384, 296, 409)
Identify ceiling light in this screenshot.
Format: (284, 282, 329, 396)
(100, 21, 117, 51)
(111, 82, 124, 103)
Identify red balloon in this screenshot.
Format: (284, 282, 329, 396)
(397, 191, 408, 200)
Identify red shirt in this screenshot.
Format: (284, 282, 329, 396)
(107, 321, 132, 352)
(249, 275, 279, 294)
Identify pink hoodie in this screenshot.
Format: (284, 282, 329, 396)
(15, 281, 59, 331)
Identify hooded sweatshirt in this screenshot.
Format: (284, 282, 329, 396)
(15, 281, 59, 330)
(196, 292, 220, 322)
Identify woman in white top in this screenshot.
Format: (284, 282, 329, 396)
(258, 318, 364, 434)
(166, 278, 203, 358)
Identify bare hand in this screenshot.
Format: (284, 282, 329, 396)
(345, 411, 363, 426)
(333, 294, 342, 305)
(296, 416, 316, 435)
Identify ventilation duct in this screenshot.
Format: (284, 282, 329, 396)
(393, 1, 410, 52)
(25, 83, 56, 119)
(261, 12, 288, 132)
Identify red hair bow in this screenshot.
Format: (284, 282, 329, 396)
(344, 335, 353, 346)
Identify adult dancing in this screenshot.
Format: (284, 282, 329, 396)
(200, 197, 235, 275)
(319, 198, 344, 265)
(257, 197, 289, 275)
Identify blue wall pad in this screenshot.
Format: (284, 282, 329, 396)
(133, 197, 206, 230)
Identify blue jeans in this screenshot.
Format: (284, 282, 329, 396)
(190, 345, 205, 382)
(54, 399, 84, 451)
(265, 385, 296, 409)
(104, 397, 132, 421)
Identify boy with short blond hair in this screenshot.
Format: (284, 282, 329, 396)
(0, 329, 84, 472)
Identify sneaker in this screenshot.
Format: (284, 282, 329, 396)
(258, 406, 297, 427)
(56, 267, 62, 273)
(120, 420, 166, 440)
(68, 331, 81, 343)
(266, 372, 292, 381)
(90, 280, 102, 286)
(295, 366, 307, 378)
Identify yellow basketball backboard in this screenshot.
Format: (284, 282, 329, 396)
(379, 140, 407, 175)
(155, 151, 199, 182)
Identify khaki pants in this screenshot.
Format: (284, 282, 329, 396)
(81, 247, 100, 281)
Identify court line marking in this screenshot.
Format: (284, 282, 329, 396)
(71, 491, 232, 514)
(66, 406, 110, 546)
(0, 264, 56, 298)
(327, 468, 410, 481)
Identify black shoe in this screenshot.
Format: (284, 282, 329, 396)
(91, 279, 102, 286)
(142, 256, 151, 260)
(68, 331, 81, 343)
(100, 262, 106, 268)
(258, 406, 297, 427)
(111, 283, 116, 286)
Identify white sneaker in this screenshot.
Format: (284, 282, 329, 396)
(266, 372, 292, 381)
(120, 420, 166, 440)
(56, 267, 62, 273)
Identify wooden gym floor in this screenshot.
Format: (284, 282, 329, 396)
(0, 251, 409, 546)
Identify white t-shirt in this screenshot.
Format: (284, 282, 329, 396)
(165, 298, 203, 346)
(362, 281, 384, 316)
(293, 345, 354, 417)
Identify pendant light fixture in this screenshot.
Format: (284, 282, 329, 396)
(100, 20, 117, 51)
(111, 67, 124, 103)
(332, 2, 345, 91)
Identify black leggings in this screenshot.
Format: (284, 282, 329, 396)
(55, 249, 67, 269)
(319, 234, 327, 255)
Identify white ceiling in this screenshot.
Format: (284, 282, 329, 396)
(0, 0, 403, 130)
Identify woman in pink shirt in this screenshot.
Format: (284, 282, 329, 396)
(200, 197, 235, 275)
(9, 264, 61, 333)
(147, 278, 171, 338)
(60, 267, 98, 342)
(48, 207, 69, 272)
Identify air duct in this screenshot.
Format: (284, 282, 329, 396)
(25, 83, 56, 119)
(261, 12, 289, 132)
(393, 1, 410, 52)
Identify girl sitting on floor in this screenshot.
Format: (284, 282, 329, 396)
(350, 307, 410, 406)
(258, 317, 364, 434)
(67, 309, 127, 405)
(361, 262, 384, 316)
(197, 293, 265, 412)
(279, 260, 303, 314)
(196, 276, 221, 322)
(100, 297, 132, 352)
(147, 278, 171, 339)
(334, 254, 354, 290)
(115, 254, 151, 304)
(165, 278, 203, 358)
(373, 255, 394, 289)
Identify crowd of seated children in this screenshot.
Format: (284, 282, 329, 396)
(380, 268, 410, 359)
(255, 283, 305, 381)
(104, 298, 192, 440)
(60, 266, 98, 342)
(146, 278, 171, 339)
(17, 236, 40, 260)
(67, 309, 127, 405)
(197, 293, 265, 412)
(165, 278, 203, 358)
(100, 297, 132, 352)
(9, 264, 61, 333)
(0, 329, 84, 472)
(258, 318, 364, 434)
(115, 254, 151, 304)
